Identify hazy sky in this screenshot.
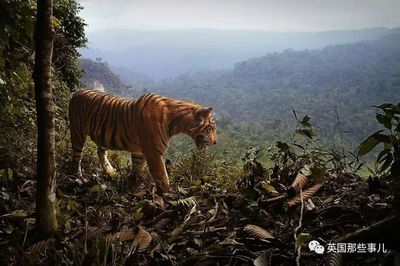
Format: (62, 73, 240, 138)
(77, 0, 400, 32)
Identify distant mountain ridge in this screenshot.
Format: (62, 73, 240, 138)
(153, 33, 400, 144)
(79, 30, 400, 144)
(80, 27, 400, 80)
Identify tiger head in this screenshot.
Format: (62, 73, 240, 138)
(190, 107, 217, 150)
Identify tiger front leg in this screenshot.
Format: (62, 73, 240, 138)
(97, 147, 116, 177)
(145, 153, 170, 194)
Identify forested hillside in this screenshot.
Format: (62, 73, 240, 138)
(155, 33, 400, 145)
(81, 27, 400, 80)
(80, 58, 126, 95)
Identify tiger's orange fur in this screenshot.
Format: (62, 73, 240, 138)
(68, 89, 217, 192)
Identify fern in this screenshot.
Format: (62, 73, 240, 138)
(177, 196, 198, 208)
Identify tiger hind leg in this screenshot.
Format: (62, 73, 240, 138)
(131, 152, 145, 173)
(144, 152, 170, 194)
(128, 152, 146, 188)
(97, 147, 116, 176)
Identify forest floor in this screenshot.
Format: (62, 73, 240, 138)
(0, 161, 396, 265)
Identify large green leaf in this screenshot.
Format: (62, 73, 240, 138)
(373, 133, 392, 143)
(358, 130, 384, 156)
(376, 114, 392, 129)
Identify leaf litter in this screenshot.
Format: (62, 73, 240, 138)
(0, 157, 394, 265)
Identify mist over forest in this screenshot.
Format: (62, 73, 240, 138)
(81, 27, 400, 147)
(81, 27, 400, 80)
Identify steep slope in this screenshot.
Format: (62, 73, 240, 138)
(79, 58, 126, 94)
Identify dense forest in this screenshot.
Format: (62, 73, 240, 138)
(1, 0, 400, 265)
(154, 33, 400, 146)
(82, 32, 400, 148)
(81, 27, 400, 80)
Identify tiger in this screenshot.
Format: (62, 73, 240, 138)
(68, 89, 217, 193)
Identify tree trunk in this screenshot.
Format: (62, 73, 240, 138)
(33, 0, 57, 235)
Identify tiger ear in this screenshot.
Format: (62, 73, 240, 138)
(196, 107, 213, 118)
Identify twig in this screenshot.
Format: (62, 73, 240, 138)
(82, 204, 88, 263)
(22, 219, 31, 248)
(155, 234, 173, 264)
(294, 188, 304, 266)
(335, 110, 346, 170)
(202, 218, 209, 252)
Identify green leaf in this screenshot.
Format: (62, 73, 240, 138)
(310, 166, 325, 182)
(261, 181, 279, 195)
(300, 115, 312, 127)
(89, 184, 106, 193)
(373, 133, 392, 144)
(7, 168, 13, 180)
(64, 220, 71, 230)
(24, 20, 34, 38)
(376, 114, 392, 129)
(384, 142, 393, 150)
(295, 128, 317, 139)
(358, 137, 380, 156)
(374, 103, 394, 109)
(295, 233, 311, 249)
(134, 210, 144, 221)
(51, 16, 61, 28)
(293, 143, 305, 150)
(301, 164, 312, 176)
(358, 130, 384, 156)
(276, 141, 289, 151)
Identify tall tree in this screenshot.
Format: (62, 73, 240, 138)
(33, 0, 57, 235)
